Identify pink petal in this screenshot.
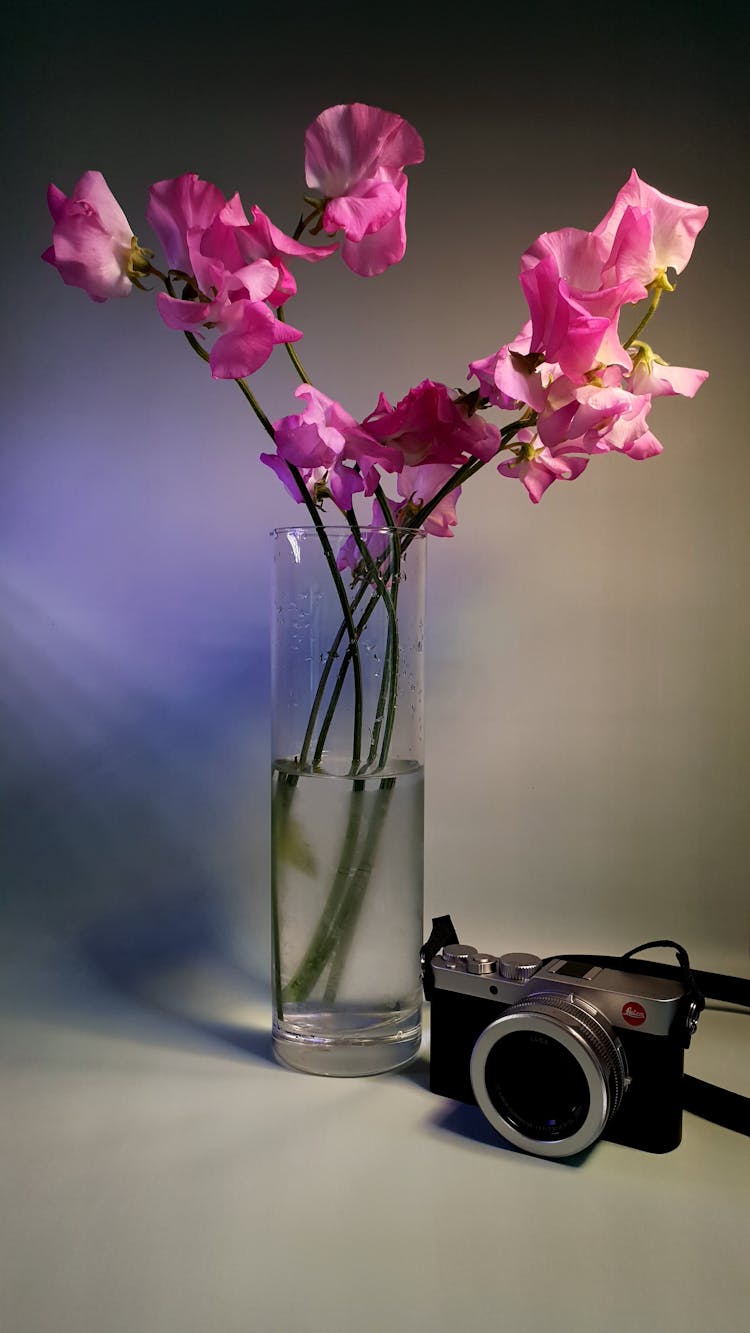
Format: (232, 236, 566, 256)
(621, 429, 663, 460)
(595, 169, 708, 275)
(260, 452, 307, 503)
(271, 315, 303, 345)
(236, 203, 338, 262)
(469, 345, 547, 413)
(156, 291, 213, 329)
(233, 258, 279, 302)
(209, 301, 277, 379)
(327, 462, 366, 511)
(323, 177, 403, 242)
(73, 171, 132, 247)
(497, 456, 558, 504)
(275, 418, 345, 469)
(628, 360, 708, 398)
(47, 198, 132, 301)
(219, 193, 250, 226)
(305, 103, 424, 198)
(339, 178, 408, 276)
(602, 206, 655, 287)
(521, 226, 609, 291)
(147, 174, 226, 273)
(47, 183, 67, 223)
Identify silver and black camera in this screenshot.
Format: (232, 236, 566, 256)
(423, 922, 705, 1158)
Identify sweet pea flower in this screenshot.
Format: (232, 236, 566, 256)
(146, 173, 227, 273)
(154, 200, 304, 380)
(191, 193, 337, 307)
(626, 346, 708, 399)
(469, 323, 551, 413)
(261, 453, 365, 513)
(363, 380, 501, 467)
(43, 171, 145, 302)
(264, 385, 402, 511)
(519, 253, 638, 383)
(521, 223, 648, 319)
(539, 383, 659, 458)
(594, 170, 709, 282)
(304, 103, 424, 276)
(336, 497, 396, 574)
(394, 463, 462, 537)
(156, 253, 302, 380)
(497, 429, 590, 504)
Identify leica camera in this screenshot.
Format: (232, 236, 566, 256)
(425, 933, 702, 1158)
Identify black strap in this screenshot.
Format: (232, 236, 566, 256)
(420, 914, 458, 1000)
(421, 917, 750, 1138)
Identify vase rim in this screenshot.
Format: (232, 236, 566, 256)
(270, 525, 427, 538)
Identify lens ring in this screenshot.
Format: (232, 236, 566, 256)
(469, 996, 627, 1159)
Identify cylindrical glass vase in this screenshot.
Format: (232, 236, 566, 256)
(270, 525, 426, 1076)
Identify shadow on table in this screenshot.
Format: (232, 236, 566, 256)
(428, 1100, 593, 1167)
(80, 893, 278, 1067)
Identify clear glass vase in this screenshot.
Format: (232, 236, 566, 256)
(270, 525, 426, 1076)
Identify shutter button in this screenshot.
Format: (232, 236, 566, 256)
(441, 944, 478, 970)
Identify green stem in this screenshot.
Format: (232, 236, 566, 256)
(323, 777, 396, 1001)
(271, 770, 298, 1019)
(309, 417, 529, 766)
(277, 303, 312, 386)
(171, 316, 365, 770)
(282, 779, 367, 1002)
(283, 340, 313, 384)
(344, 511, 401, 775)
(623, 283, 666, 350)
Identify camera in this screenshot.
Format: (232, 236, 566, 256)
(424, 930, 702, 1158)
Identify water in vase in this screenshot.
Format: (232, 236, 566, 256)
(271, 759, 424, 1076)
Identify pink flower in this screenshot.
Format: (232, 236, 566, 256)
(520, 223, 648, 312)
(265, 385, 402, 511)
(594, 170, 709, 281)
(194, 193, 337, 307)
(626, 350, 708, 400)
(146, 174, 227, 273)
(156, 259, 302, 380)
(154, 200, 304, 380)
(395, 463, 462, 536)
(363, 380, 501, 467)
(497, 430, 589, 504)
(150, 181, 338, 379)
(469, 323, 550, 413)
(42, 171, 137, 302)
(261, 453, 366, 513)
(304, 103, 424, 276)
(336, 497, 395, 574)
(541, 383, 658, 457)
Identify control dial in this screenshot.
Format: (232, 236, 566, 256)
(497, 952, 542, 981)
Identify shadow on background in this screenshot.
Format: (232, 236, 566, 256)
(0, 576, 275, 1062)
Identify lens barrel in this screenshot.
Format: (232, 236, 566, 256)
(469, 994, 628, 1158)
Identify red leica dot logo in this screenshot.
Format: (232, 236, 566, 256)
(622, 1001, 647, 1026)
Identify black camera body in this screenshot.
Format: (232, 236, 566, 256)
(427, 940, 698, 1158)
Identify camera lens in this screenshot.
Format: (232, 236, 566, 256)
(469, 995, 627, 1158)
(483, 1031, 591, 1140)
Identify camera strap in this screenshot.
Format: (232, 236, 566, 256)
(421, 918, 750, 1139)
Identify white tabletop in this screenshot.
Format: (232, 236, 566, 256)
(2, 948, 748, 1333)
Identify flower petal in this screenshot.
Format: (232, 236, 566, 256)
(339, 177, 408, 276)
(323, 177, 403, 242)
(147, 174, 226, 273)
(305, 103, 424, 197)
(595, 169, 708, 275)
(209, 301, 277, 379)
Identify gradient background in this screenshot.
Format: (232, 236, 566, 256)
(3, 0, 749, 1038)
